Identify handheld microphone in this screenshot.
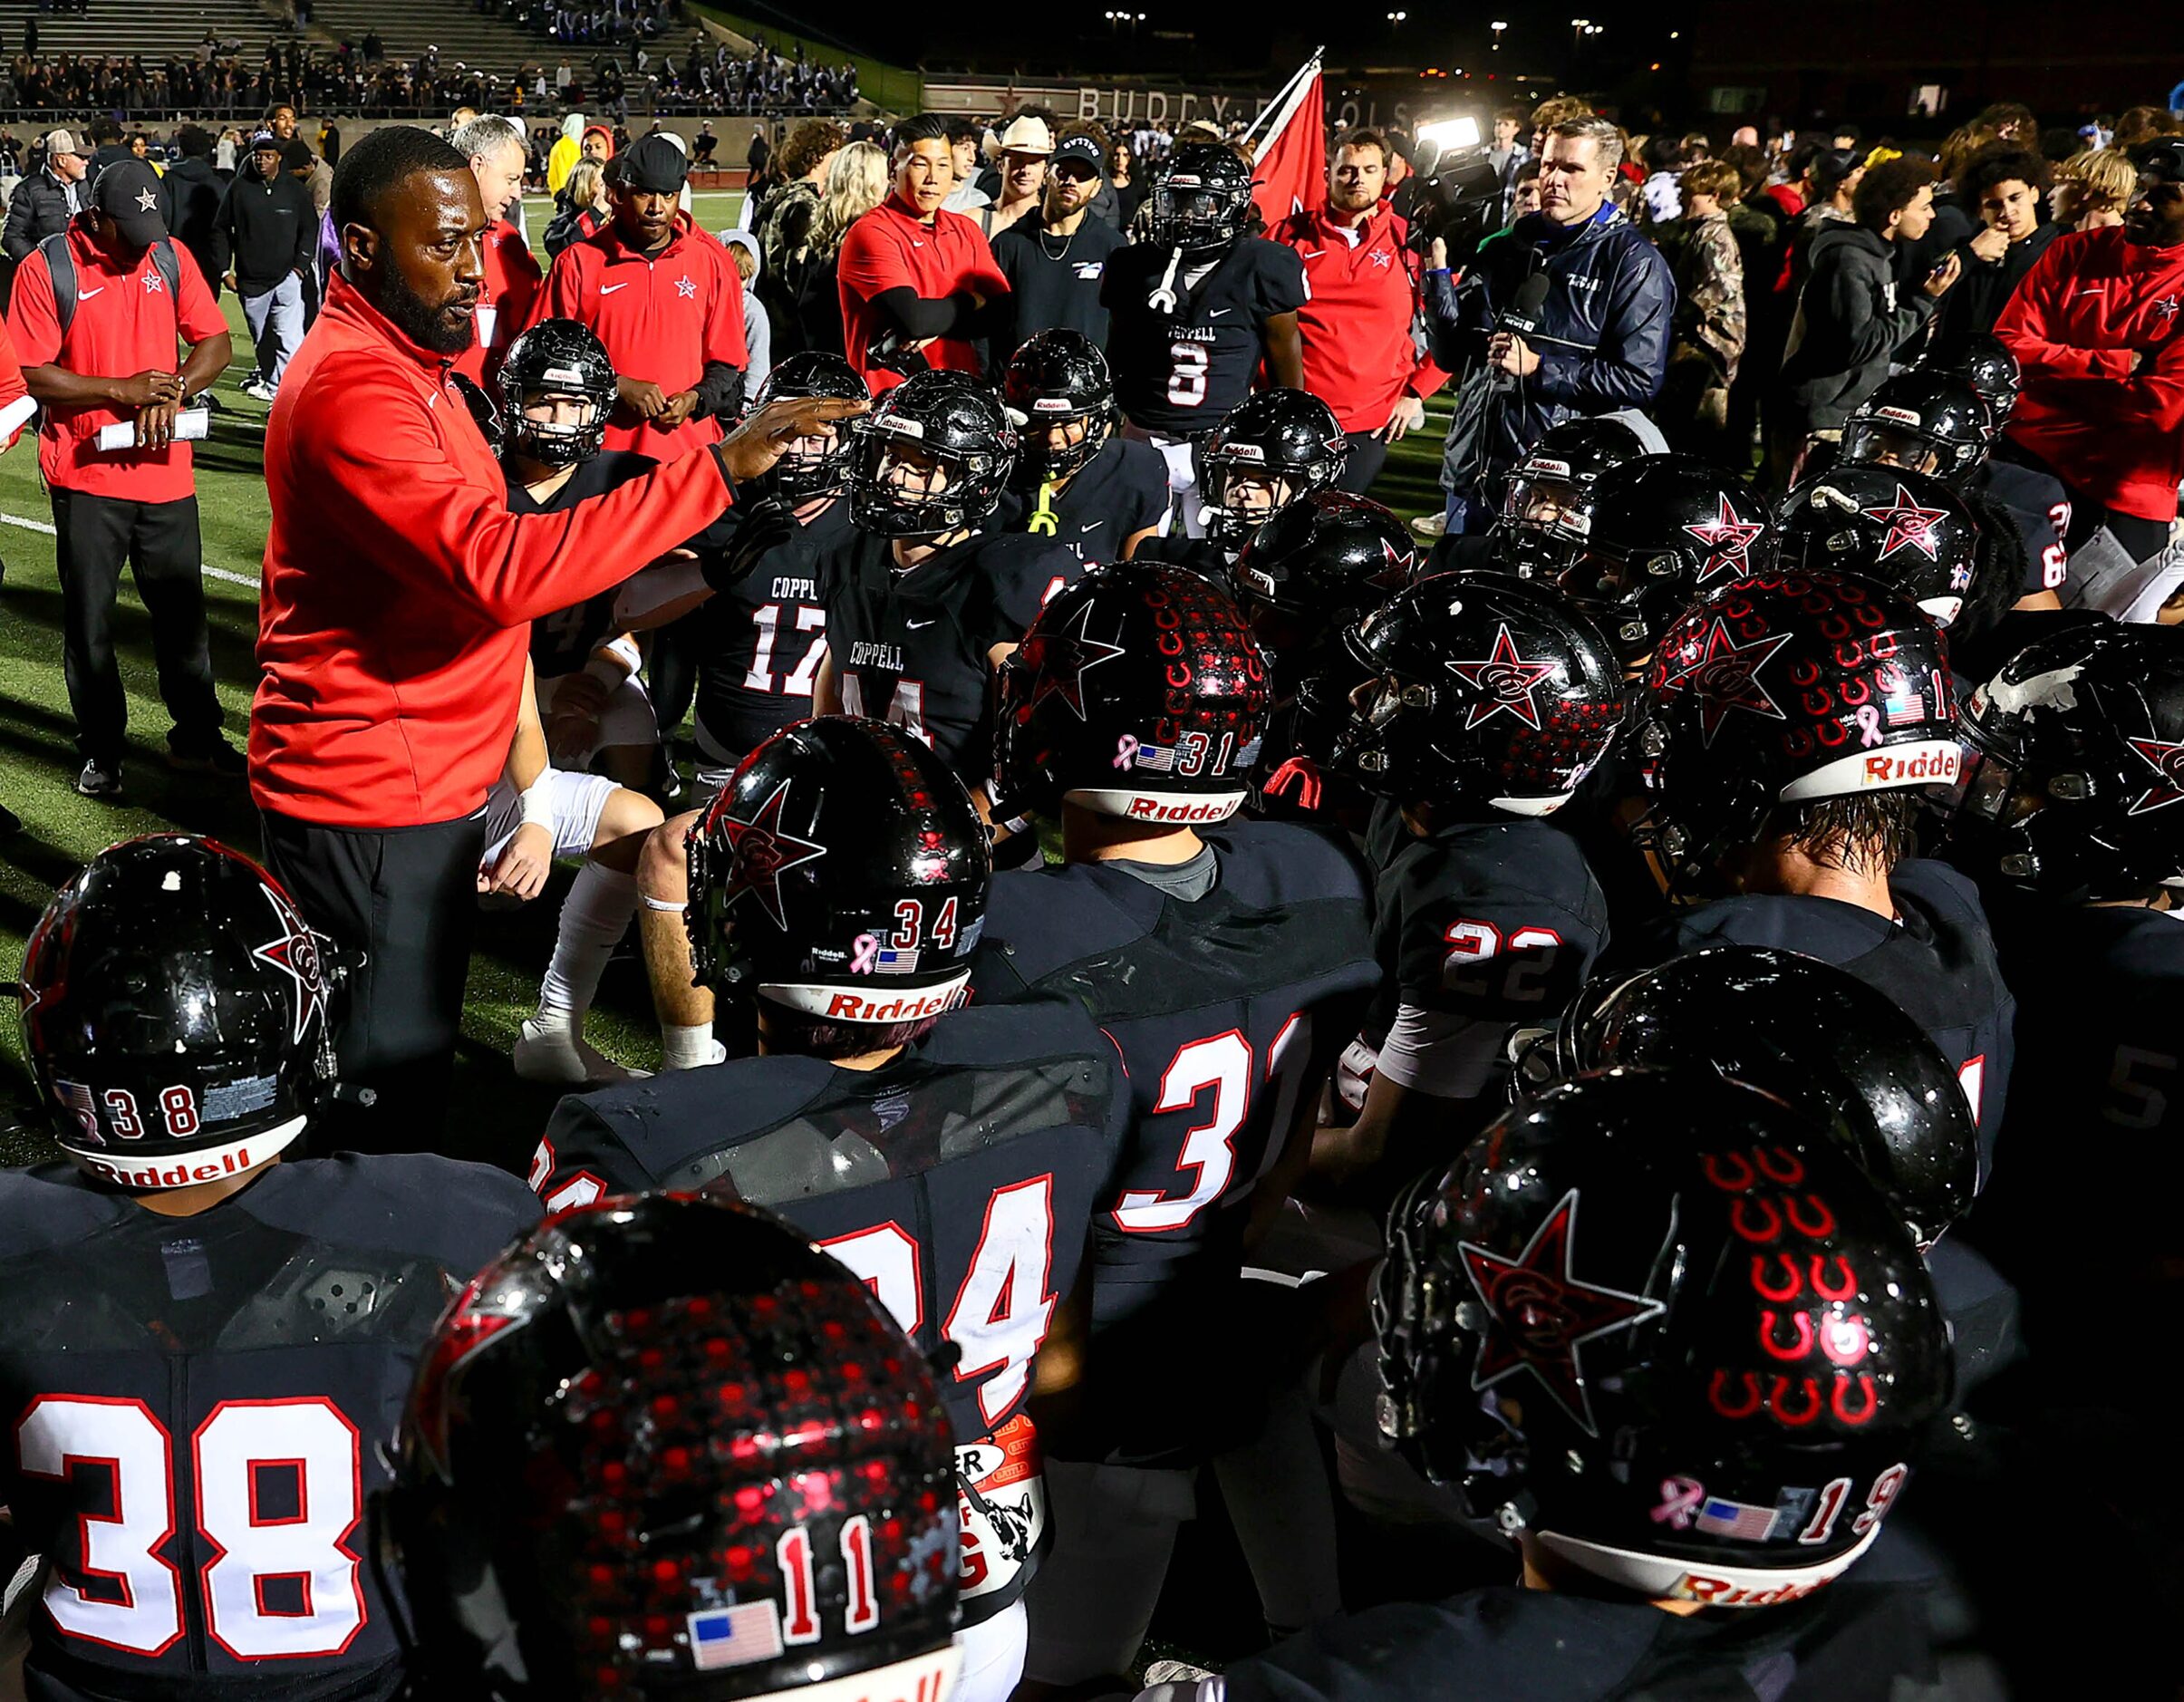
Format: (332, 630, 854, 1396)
(1492, 270, 1551, 391)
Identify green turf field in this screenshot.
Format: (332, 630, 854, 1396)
(0, 195, 1452, 1166)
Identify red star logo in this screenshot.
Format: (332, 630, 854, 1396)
(721, 779, 826, 929)
(1681, 496, 1765, 584)
(1031, 599, 1127, 720)
(1365, 536, 1417, 593)
(1445, 624, 1558, 730)
(251, 885, 327, 1046)
(1657, 617, 1795, 746)
(2126, 735, 2184, 816)
(1862, 482, 1948, 562)
(1459, 1190, 1664, 1436)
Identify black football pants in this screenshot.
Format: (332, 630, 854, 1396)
(260, 807, 486, 1156)
(49, 488, 223, 766)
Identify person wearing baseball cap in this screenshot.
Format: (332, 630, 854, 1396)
(980, 111, 1054, 239)
(535, 129, 749, 459)
(5, 154, 236, 799)
(990, 124, 1127, 346)
(2, 130, 90, 262)
(209, 130, 317, 402)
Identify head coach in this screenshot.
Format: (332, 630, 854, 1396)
(250, 126, 860, 1152)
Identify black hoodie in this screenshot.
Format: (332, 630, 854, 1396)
(1776, 222, 1938, 433)
(208, 158, 315, 297)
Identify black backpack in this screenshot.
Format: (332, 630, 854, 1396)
(39, 230, 181, 336)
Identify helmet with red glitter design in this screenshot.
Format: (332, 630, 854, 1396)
(384, 1192, 961, 1701)
(1326, 571, 1626, 817)
(1639, 571, 1959, 885)
(994, 562, 1271, 825)
(1376, 1069, 1951, 1607)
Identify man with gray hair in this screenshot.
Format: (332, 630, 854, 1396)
(1425, 112, 1674, 531)
(451, 112, 542, 386)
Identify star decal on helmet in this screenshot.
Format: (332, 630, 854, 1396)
(1863, 483, 1947, 562)
(1459, 1189, 1664, 1436)
(1445, 624, 1558, 730)
(2126, 734, 2184, 816)
(722, 779, 826, 928)
(1031, 599, 1126, 720)
(1366, 537, 1418, 593)
(1658, 617, 1795, 746)
(252, 886, 328, 1046)
(1682, 496, 1765, 583)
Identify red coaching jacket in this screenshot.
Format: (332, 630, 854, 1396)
(836, 193, 1010, 394)
(535, 209, 749, 457)
(252, 273, 734, 828)
(1271, 203, 1447, 433)
(452, 217, 545, 388)
(1995, 225, 2184, 523)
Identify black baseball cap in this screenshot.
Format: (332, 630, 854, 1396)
(92, 159, 168, 245)
(2135, 138, 2184, 186)
(620, 131, 688, 195)
(1050, 133, 1105, 177)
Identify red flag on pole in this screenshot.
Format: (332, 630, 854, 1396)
(1247, 51, 1326, 226)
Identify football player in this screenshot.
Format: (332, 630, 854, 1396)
(1635, 571, 2016, 1145)
(530, 716, 1130, 1702)
(637, 352, 867, 1074)
(1182, 1070, 1953, 1697)
(1230, 488, 1420, 821)
(1135, 387, 1349, 589)
(1919, 329, 2073, 610)
(997, 328, 1171, 566)
(2, 836, 541, 1702)
(384, 1192, 964, 1700)
(1101, 141, 1308, 527)
(1312, 572, 1624, 1195)
(975, 564, 1380, 1687)
(1426, 413, 1660, 578)
(1775, 461, 1988, 632)
(809, 369, 1082, 795)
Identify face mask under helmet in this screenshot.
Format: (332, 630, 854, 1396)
(498, 316, 616, 469)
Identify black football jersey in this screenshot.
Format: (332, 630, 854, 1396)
(692, 496, 849, 763)
(993, 437, 1173, 567)
(1976, 458, 2070, 598)
(1362, 800, 1611, 1094)
(818, 527, 1082, 783)
(1102, 236, 1309, 435)
(972, 822, 1379, 1466)
(1205, 1580, 1942, 1701)
(0, 1156, 540, 1701)
(530, 1000, 1129, 1622)
(512, 449, 661, 678)
(1648, 858, 2015, 1163)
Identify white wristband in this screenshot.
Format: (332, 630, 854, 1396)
(518, 778, 554, 827)
(584, 655, 627, 691)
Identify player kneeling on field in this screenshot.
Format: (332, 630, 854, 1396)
(383, 1193, 964, 1701)
(2, 836, 539, 1702)
(531, 716, 1130, 1702)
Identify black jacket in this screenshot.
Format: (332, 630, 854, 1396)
(1937, 220, 2062, 340)
(1425, 206, 1676, 486)
(1777, 222, 1938, 432)
(3, 170, 81, 262)
(159, 156, 227, 293)
(209, 166, 315, 296)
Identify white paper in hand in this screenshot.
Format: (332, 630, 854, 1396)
(98, 408, 209, 451)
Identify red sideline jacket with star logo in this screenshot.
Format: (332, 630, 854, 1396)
(1271, 202, 1448, 434)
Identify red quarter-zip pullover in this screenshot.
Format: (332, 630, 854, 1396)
(452, 217, 544, 388)
(1272, 203, 1447, 432)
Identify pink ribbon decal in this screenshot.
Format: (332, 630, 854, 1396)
(1113, 734, 1141, 770)
(850, 933, 880, 974)
(1855, 703, 1884, 748)
(1652, 1476, 1706, 1528)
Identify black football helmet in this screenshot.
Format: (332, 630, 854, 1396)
(688, 717, 991, 1025)
(1949, 621, 2184, 901)
(16, 836, 333, 1188)
(1002, 327, 1118, 487)
(1232, 489, 1420, 672)
(1841, 372, 1992, 487)
(1919, 331, 2022, 439)
(1775, 465, 1983, 628)
(1642, 572, 1960, 883)
(847, 369, 1018, 539)
(498, 316, 616, 468)
(995, 563, 1270, 825)
(1550, 947, 1981, 1248)
(1493, 416, 1656, 578)
(1195, 388, 1348, 548)
(1328, 571, 1625, 816)
(385, 1193, 961, 1702)
(746, 350, 868, 500)
(1377, 1069, 1952, 1605)
(1145, 140, 1257, 256)
(1557, 455, 1777, 667)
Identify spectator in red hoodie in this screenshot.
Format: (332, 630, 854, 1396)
(1271, 128, 1448, 496)
(1995, 139, 2184, 565)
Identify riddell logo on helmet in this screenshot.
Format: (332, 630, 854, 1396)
(1126, 797, 1232, 822)
(1862, 749, 1960, 786)
(822, 987, 961, 1023)
(1677, 1571, 1834, 1608)
(83, 1147, 255, 1188)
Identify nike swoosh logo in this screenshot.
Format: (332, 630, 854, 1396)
(1208, 306, 1232, 318)
(905, 617, 940, 629)
(600, 282, 632, 295)
(1300, 249, 1325, 259)
(79, 286, 104, 299)
(1078, 520, 1105, 532)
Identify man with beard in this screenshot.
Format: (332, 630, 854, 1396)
(991, 127, 1126, 345)
(249, 126, 862, 1152)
